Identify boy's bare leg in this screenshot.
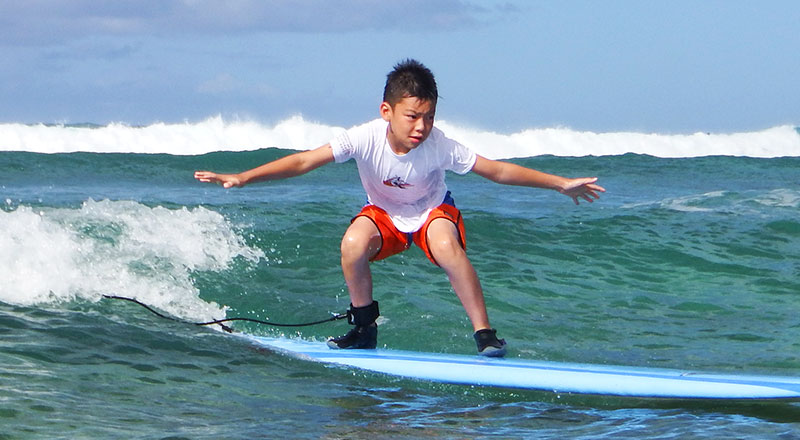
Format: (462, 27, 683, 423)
(340, 217, 382, 307)
(328, 217, 382, 350)
(426, 218, 491, 332)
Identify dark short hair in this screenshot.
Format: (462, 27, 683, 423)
(383, 59, 438, 106)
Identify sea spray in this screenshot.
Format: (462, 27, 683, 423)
(438, 123, 800, 158)
(0, 199, 264, 321)
(1, 116, 797, 158)
(0, 116, 342, 155)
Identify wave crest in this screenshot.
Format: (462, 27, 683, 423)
(1, 116, 797, 158)
(0, 200, 263, 321)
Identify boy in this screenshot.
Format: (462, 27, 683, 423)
(195, 59, 604, 357)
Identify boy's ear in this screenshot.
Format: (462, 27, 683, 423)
(379, 101, 393, 121)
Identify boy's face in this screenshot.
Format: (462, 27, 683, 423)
(380, 96, 436, 155)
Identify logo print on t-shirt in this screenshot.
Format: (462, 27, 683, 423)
(383, 176, 413, 189)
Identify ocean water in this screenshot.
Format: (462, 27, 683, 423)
(1, 118, 800, 439)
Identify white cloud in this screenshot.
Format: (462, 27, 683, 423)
(0, 0, 501, 46)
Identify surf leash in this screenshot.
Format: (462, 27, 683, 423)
(102, 294, 347, 333)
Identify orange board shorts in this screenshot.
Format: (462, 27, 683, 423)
(353, 192, 466, 266)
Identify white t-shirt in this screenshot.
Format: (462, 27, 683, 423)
(330, 119, 477, 233)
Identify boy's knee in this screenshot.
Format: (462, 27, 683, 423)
(425, 219, 464, 262)
(340, 233, 364, 257)
(430, 237, 462, 258)
(341, 230, 379, 263)
(427, 233, 466, 265)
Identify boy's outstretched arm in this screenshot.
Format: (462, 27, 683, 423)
(471, 155, 605, 205)
(194, 144, 335, 188)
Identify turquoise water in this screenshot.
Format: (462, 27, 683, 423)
(2, 149, 800, 438)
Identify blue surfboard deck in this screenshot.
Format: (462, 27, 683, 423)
(245, 336, 800, 400)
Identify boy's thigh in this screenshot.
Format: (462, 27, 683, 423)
(413, 204, 466, 266)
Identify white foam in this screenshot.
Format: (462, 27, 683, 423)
(437, 122, 800, 159)
(0, 200, 264, 321)
(755, 188, 800, 208)
(0, 115, 342, 155)
(624, 188, 800, 214)
(0, 115, 798, 158)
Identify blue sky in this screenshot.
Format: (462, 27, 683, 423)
(1, 0, 798, 133)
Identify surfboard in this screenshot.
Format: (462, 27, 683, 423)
(245, 335, 800, 400)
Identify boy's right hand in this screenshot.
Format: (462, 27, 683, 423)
(194, 171, 243, 188)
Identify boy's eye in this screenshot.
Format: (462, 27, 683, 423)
(405, 113, 434, 121)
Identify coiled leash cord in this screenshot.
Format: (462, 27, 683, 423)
(102, 295, 347, 333)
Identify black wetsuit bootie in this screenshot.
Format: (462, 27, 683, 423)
(327, 301, 379, 349)
(474, 328, 507, 357)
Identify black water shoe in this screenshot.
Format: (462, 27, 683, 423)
(474, 328, 507, 357)
(327, 324, 378, 350)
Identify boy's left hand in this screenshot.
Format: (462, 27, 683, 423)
(559, 178, 605, 205)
